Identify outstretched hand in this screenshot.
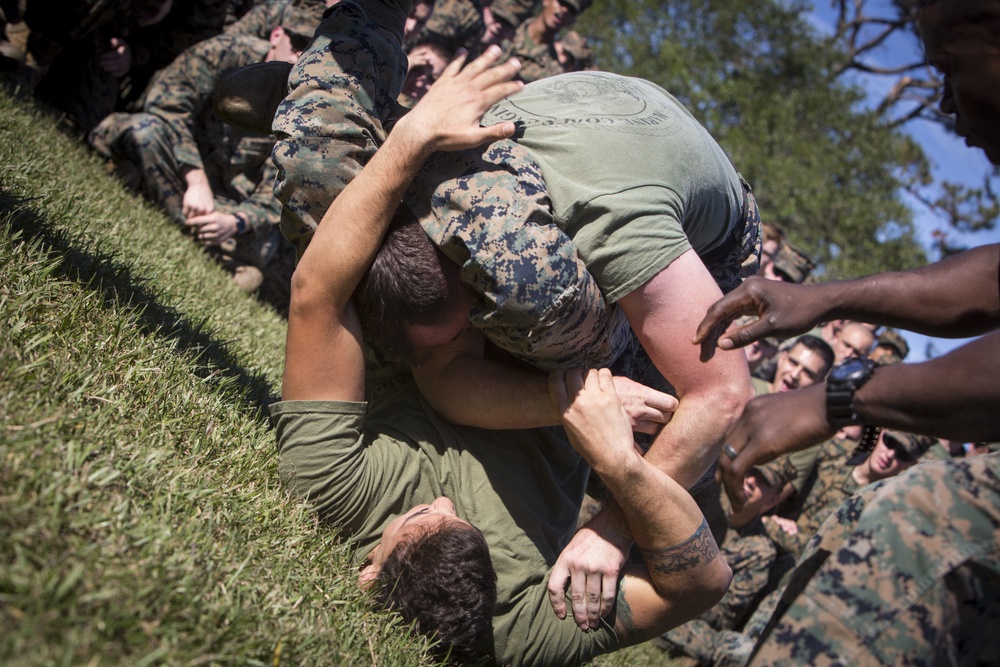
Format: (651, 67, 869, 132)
(611, 375, 678, 435)
(717, 384, 834, 510)
(692, 277, 823, 361)
(396, 45, 523, 154)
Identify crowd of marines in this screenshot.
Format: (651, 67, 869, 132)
(4, 0, 998, 664)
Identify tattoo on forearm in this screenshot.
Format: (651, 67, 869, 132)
(612, 580, 645, 645)
(638, 519, 719, 575)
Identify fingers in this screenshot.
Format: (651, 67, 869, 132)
(584, 572, 602, 629)
(546, 563, 570, 620)
(600, 570, 617, 623)
(693, 289, 755, 345)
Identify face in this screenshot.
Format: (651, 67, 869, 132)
(405, 0, 434, 40)
(358, 497, 470, 587)
(865, 432, 916, 481)
(266, 26, 305, 64)
(772, 342, 830, 392)
(833, 323, 875, 363)
(542, 0, 577, 32)
(920, 5, 1000, 164)
(403, 44, 450, 101)
(404, 282, 475, 363)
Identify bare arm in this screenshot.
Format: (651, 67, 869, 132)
(717, 332, 1000, 507)
(412, 328, 677, 431)
(694, 244, 1000, 356)
(548, 368, 732, 643)
(282, 49, 524, 401)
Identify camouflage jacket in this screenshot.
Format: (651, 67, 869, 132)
(503, 19, 562, 83)
(144, 33, 281, 234)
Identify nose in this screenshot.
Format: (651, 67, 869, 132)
(431, 496, 456, 515)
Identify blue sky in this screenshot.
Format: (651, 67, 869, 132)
(805, 1, 999, 362)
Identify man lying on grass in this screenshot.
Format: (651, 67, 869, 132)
(270, 49, 731, 665)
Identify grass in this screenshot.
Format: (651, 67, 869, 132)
(0, 88, 681, 667)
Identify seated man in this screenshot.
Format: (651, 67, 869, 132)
(90, 10, 316, 292)
(274, 50, 732, 664)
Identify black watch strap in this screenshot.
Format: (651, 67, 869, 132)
(845, 425, 882, 466)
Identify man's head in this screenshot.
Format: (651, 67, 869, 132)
(757, 222, 786, 278)
(771, 335, 834, 392)
(832, 321, 876, 363)
(861, 429, 934, 482)
(744, 335, 780, 373)
(405, 0, 435, 42)
(870, 326, 910, 365)
(361, 498, 498, 663)
(540, 0, 586, 33)
(731, 458, 796, 525)
(402, 42, 452, 103)
(355, 210, 473, 364)
(918, 0, 1000, 164)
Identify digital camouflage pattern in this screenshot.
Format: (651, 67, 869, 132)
(271, 0, 409, 254)
(406, 140, 631, 369)
(767, 435, 859, 560)
(411, 0, 484, 55)
(89, 33, 285, 272)
(748, 452, 1000, 666)
(502, 19, 562, 84)
(489, 0, 539, 28)
(225, 0, 327, 40)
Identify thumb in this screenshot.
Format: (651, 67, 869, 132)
(483, 121, 516, 141)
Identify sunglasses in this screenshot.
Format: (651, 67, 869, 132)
(882, 434, 913, 462)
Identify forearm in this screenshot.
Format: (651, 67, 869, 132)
(414, 352, 558, 428)
(853, 331, 1000, 441)
(819, 244, 1000, 337)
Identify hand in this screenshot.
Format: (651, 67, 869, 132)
(718, 384, 835, 510)
(611, 375, 678, 435)
(185, 211, 239, 246)
(99, 37, 132, 77)
(182, 170, 215, 219)
(395, 45, 524, 155)
(766, 515, 798, 535)
(692, 277, 825, 361)
(548, 368, 638, 473)
(547, 506, 632, 630)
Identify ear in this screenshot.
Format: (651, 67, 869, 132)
(269, 26, 285, 47)
(358, 563, 379, 590)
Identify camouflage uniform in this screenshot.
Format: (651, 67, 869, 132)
(766, 435, 859, 560)
(502, 18, 562, 83)
(749, 452, 1000, 666)
(489, 0, 539, 29)
(411, 0, 484, 55)
(90, 33, 284, 268)
(225, 0, 327, 40)
(271, 0, 409, 251)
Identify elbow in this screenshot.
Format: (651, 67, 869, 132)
(707, 558, 734, 609)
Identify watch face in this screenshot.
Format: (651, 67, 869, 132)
(830, 356, 873, 382)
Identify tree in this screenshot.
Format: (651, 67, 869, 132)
(576, 0, 927, 278)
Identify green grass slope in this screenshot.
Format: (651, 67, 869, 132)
(0, 89, 677, 667)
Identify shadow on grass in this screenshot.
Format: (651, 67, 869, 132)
(0, 189, 279, 418)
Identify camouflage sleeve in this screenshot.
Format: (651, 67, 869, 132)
(406, 140, 628, 370)
(703, 530, 777, 631)
(224, 1, 280, 39)
(143, 33, 270, 171)
(233, 142, 283, 235)
(490, 0, 540, 27)
(271, 0, 409, 255)
(503, 21, 562, 83)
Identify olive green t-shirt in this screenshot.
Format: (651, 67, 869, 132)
(270, 384, 621, 665)
(482, 72, 744, 303)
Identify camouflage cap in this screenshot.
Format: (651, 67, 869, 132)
(882, 429, 936, 460)
(772, 243, 816, 284)
(560, 0, 593, 14)
(751, 457, 797, 489)
(876, 327, 910, 359)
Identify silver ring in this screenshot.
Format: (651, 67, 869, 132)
(723, 444, 739, 460)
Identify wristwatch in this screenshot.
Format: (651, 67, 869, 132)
(825, 356, 881, 465)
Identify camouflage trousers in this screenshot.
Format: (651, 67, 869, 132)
(748, 452, 1000, 666)
(700, 177, 762, 295)
(271, 0, 410, 255)
(89, 111, 282, 271)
